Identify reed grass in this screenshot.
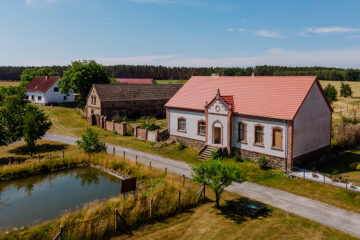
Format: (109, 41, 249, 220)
(0, 153, 206, 240)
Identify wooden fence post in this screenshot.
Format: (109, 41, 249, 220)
(123, 151, 125, 160)
(149, 198, 153, 219)
(114, 209, 118, 231)
(203, 183, 206, 199)
(113, 147, 115, 156)
(62, 150, 64, 159)
(346, 179, 348, 190)
(165, 167, 167, 176)
(135, 156, 138, 164)
(182, 174, 185, 186)
(178, 190, 181, 209)
(149, 161, 152, 168)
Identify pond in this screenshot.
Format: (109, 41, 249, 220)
(0, 167, 121, 230)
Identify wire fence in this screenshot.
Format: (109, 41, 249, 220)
(287, 166, 360, 192)
(52, 184, 206, 240)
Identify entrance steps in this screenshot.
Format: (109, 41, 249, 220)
(197, 145, 219, 161)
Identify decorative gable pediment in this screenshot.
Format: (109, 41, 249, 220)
(205, 89, 232, 115)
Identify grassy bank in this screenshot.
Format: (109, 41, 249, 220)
(113, 191, 357, 240)
(0, 153, 205, 239)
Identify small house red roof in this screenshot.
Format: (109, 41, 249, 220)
(165, 76, 324, 120)
(115, 78, 154, 84)
(25, 76, 60, 93)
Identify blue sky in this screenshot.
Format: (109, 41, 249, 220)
(1, 0, 360, 67)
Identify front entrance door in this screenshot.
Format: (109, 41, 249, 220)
(213, 127, 221, 144)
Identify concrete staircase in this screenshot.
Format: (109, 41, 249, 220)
(197, 145, 218, 161)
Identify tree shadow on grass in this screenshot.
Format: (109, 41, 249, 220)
(316, 151, 360, 175)
(0, 157, 27, 166)
(9, 143, 68, 155)
(216, 197, 270, 224)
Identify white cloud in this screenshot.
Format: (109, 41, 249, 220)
(306, 27, 360, 34)
(237, 28, 245, 32)
(25, 0, 56, 6)
(227, 28, 235, 32)
(94, 48, 360, 68)
(227, 28, 245, 32)
(255, 30, 282, 38)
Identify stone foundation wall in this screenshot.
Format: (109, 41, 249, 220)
(173, 135, 205, 148)
(234, 148, 285, 170)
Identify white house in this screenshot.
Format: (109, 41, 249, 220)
(25, 76, 74, 105)
(165, 75, 333, 171)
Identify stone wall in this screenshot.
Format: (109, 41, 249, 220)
(233, 148, 285, 170)
(133, 125, 161, 142)
(99, 116, 127, 136)
(173, 135, 205, 148)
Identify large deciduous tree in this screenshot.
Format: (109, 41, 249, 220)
(340, 82, 353, 98)
(20, 67, 58, 85)
(58, 60, 110, 106)
(192, 158, 244, 208)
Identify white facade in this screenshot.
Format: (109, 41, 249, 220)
(168, 109, 206, 142)
(232, 117, 287, 158)
(27, 80, 74, 105)
(293, 83, 332, 158)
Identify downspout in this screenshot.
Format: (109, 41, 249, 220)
(285, 120, 288, 173)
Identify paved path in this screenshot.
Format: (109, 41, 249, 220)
(43, 133, 360, 238)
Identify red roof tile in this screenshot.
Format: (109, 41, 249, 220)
(220, 95, 235, 112)
(165, 76, 320, 120)
(25, 76, 60, 93)
(115, 78, 154, 84)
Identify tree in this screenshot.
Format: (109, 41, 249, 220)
(340, 82, 353, 98)
(192, 158, 244, 208)
(22, 105, 52, 151)
(323, 84, 337, 104)
(76, 128, 107, 154)
(58, 60, 110, 106)
(20, 67, 58, 85)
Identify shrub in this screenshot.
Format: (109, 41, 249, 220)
(177, 141, 187, 151)
(210, 151, 220, 160)
(340, 82, 353, 98)
(349, 162, 360, 170)
(258, 155, 268, 169)
(234, 151, 242, 162)
(323, 84, 337, 104)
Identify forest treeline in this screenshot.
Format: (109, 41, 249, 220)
(1, 65, 360, 81)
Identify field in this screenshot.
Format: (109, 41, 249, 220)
(0, 81, 20, 87)
(319, 80, 360, 98)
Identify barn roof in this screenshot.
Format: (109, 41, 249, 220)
(165, 76, 328, 120)
(25, 76, 60, 93)
(92, 84, 183, 102)
(115, 78, 155, 84)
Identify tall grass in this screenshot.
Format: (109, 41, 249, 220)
(0, 153, 206, 240)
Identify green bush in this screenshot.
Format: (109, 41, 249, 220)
(258, 155, 268, 169)
(177, 141, 187, 151)
(210, 151, 221, 160)
(349, 162, 360, 170)
(234, 152, 242, 162)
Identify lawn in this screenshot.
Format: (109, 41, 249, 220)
(0, 81, 20, 87)
(38, 105, 360, 214)
(113, 191, 357, 240)
(39, 106, 199, 164)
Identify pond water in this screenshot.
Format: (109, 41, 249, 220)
(0, 167, 121, 230)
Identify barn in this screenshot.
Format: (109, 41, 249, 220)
(165, 75, 333, 171)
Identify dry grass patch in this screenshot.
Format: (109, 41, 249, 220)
(113, 192, 356, 240)
(0, 81, 20, 87)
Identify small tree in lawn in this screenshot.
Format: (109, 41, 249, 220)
(192, 158, 244, 208)
(76, 129, 107, 155)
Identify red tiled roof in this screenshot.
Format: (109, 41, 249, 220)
(115, 78, 154, 84)
(220, 95, 235, 112)
(165, 76, 321, 120)
(25, 76, 60, 93)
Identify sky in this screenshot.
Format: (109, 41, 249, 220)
(1, 0, 360, 67)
